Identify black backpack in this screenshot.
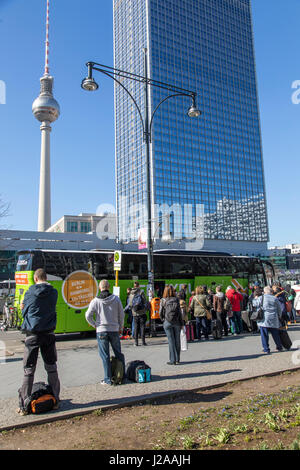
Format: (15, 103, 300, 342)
(19, 382, 56, 414)
(164, 297, 180, 323)
(132, 292, 145, 313)
(125, 360, 151, 383)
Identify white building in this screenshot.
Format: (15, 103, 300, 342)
(46, 213, 117, 240)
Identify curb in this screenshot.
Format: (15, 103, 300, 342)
(2, 365, 300, 433)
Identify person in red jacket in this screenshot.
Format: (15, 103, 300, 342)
(226, 286, 244, 335)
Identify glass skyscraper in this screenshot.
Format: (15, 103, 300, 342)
(113, 0, 269, 254)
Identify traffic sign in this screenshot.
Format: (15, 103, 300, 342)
(114, 250, 122, 271)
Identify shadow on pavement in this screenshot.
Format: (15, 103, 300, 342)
(200, 354, 263, 363)
(151, 368, 241, 382)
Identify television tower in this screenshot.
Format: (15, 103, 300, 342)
(32, 0, 60, 231)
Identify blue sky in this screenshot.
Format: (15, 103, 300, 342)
(0, 0, 299, 247)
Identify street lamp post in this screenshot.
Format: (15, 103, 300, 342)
(82, 49, 201, 300)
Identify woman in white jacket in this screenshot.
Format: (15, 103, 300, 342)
(294, 290, 300, 315)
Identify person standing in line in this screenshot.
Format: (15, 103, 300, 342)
(188, 291, 195, 320)
(159, 285, 184, 365)
(85, 279, 125, 385)
(124, 287, 134, 337)
(247, 287, 259, 333)
(213, 285, 228, 336)
(178, 290, 189, 325)
(18, 268, 60, 415)
(178, 284, 188, 301)
(189, 286, 211, 341)
(128, 281, 148, 346)
(253, 286, 283, 354)
(273, 286, 288, 327)
(294, 288, 300, 317)
(226, 286, 244, 335)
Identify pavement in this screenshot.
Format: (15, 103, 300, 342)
(0, 324, 300, 432)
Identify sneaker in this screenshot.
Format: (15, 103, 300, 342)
(142, 342, 147, 346)
(134, 343, 139, 347)
(167, 361, 175, 365)
(100, 380, 112, 386)
(16, 408, 28, 416)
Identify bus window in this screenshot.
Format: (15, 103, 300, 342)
(139, 262, 147, 275)
(16, 253, 33, 271)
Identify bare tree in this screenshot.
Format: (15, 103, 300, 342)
(0, 197, 10, 222)
(0, 196, 12, 250)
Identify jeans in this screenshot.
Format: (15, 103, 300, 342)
(195, 316, 209, 339)
(260, 327, 282, 353)
(216, 311, 228, 335)
(20, 332, 60, 405)
(97, 332, 125, 384)
(289, 307, 297, 322)
(230, 311, 243, 334)
(163, 321, 181, 363)
(134, 314, 147, 345)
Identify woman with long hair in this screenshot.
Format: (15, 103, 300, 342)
(159, 285, 184, 365)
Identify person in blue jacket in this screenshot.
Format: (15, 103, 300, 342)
(253, 286, 283, 354)
(17, 268, 60, 415)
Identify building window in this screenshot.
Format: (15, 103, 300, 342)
(80, 222, 92, 233)
(67, 221, 78, 232)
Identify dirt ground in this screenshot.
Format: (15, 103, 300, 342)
(1, 369, 300, 451)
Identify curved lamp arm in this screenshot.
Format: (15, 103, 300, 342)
(149, 92, 195, 142)
(91, 65, 145, 135)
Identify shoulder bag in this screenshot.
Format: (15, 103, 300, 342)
(250, 295, 264, 322)
(194, 296, 212, 320)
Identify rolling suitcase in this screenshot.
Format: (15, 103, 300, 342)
(212, 319, 222, 340)
(185, 321, 195, 342)
(279, 328, 292, 350)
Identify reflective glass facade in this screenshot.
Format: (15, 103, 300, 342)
(113, 0, 269, 245)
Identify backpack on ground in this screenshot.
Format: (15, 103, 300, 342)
(164, 297, 180, 323)
(110, 356, 124, 385)
(125, 360, 151, 383)
(19, 382, 56, 415)
(132, 292, 145, 313)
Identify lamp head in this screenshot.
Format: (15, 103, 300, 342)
(81, 77, 99, 91)
(187, 104, 201, 118)
(187, 94, 201, 118)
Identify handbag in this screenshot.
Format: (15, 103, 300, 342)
(250, 295, 264, 322)
(194, 296, 212, 320)
(180, 327, 188, 352)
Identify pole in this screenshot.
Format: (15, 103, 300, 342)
(115, 270, 119, 287)
(143, 48, 153, 301)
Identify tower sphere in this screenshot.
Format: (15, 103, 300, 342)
(32, 75, 60, 123)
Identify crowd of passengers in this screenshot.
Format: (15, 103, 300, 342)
(125, 281, 299, 344)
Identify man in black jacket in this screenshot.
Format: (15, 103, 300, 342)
(18, 268, 60, 415)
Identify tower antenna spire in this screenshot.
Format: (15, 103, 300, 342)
(44, 0, 50, 75)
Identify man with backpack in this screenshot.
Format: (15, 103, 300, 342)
(85, 279, 125, 385)
(128, 281, 148, 346)
(18, 268, 60, 415)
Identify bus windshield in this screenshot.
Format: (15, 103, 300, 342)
(16, 253, 33, 271)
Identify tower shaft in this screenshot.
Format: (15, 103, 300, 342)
(38, 122, 52, 231)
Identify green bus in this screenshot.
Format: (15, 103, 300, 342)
(14, 249, 274, 333)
